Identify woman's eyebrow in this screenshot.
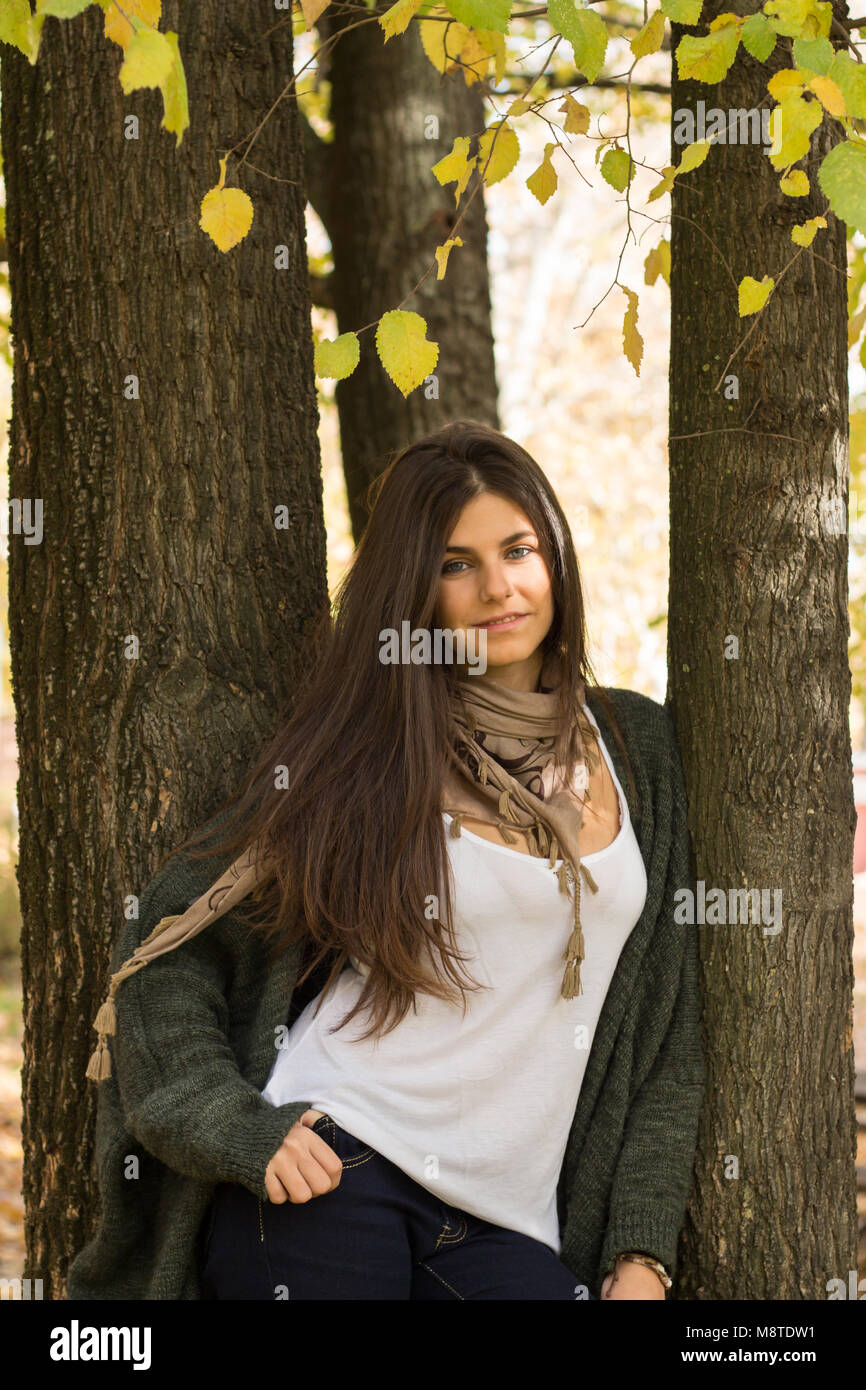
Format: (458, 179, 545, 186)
(444, 530, 536, 554)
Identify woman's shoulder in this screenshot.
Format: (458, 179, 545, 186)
(586, 685, 672, 738)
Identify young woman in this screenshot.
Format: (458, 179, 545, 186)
(69, 420, 704, 1302)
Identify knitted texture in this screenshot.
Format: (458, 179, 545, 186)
(67, 687, 705, 1300)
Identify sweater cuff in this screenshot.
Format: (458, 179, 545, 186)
(598, 1207, 681, 1287)
(233, 1099, 315, 1200)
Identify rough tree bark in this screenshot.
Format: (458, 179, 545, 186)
(1, 0, 326, 1296)
(310, 8, 500, 539)
(667, 0, 858, 1298)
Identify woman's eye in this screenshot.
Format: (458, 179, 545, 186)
(442, 559, 468, 575)
(506, 546, 532, 559)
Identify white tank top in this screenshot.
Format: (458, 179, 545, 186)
(261, 703, 648, 1252)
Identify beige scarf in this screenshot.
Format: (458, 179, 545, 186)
(87, 656, 602, 1083)
(441, 651, 602, 1001)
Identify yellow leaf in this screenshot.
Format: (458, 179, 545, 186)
(118, 25, 173, 92)
(475, 29, 506, 83)
(631, 8, 665, 59)
(647, 165, 677, 201)
(791, 214, 826, 245)
(431, 135, 476, 204)
(435, 236, 464, 279)
(379, 0, 424, 40)
(780, 168, 810, 195)
(707, 10, 743, 28)
(509, 96, 533, 115)
(376, 310, 439, 398)
(644, 238, 671, 287)
(526, 142, 558, 205)
(103, 0, 160, 49)
(767, 68, 804, 100)
(678, 137, 712, 174)
(768, 92, 823, 171)
(676, 23, 739, 83)
(807, 74, 845, 117)
(477, 121, 520, 185)
(622, 287, 643, 376)
(738, 274, 775, 316)
(315, 331, 360, 381)
(160, 30, 189, 146)
(300, 0, 331, 29)
(560, 93, 591, 134)
(457, 31, 493, 84)
(199, 158, 254, 252)
(419, 10, 470, 74)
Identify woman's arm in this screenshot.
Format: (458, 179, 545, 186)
(597, 707, 706, 1289)
(109, 866, 312, 1201)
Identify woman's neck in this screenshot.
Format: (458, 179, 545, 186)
(475, 647, 544, 692)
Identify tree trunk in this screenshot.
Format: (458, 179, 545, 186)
(668, 0, 858, 1298)
(310, 10, 500, 540)
(1, 0, 326, 1297)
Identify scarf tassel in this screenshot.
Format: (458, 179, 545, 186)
(85, 910, 186, 1084)
(558, 859, 601, 1000)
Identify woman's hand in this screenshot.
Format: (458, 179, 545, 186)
(264, 1108, 342, 1204)
(600, 1257, 666, 1300)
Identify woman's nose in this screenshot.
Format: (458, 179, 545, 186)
(478, 563, 513, 602)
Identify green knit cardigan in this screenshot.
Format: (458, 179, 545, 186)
(67, 686, 705, 1300)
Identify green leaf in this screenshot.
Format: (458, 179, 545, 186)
(548, 0, 608, 83)
(817, 141, 866, 236)
(0, 0, 43, 60)
(600, 147, 634, 192)
(36, 0, 92, 16)
(661, 0, 703, 23)
(828, 51, 866, 120)
(741, 12, 775, 62)
(160, 31, 189, 146)
(791, 35, 833, 73)
(315, 332, 361, 382)
(444, 0, 511, 32)
(676, 24, 740, 83)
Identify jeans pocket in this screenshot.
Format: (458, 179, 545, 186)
(309, 1113, 376, 1168)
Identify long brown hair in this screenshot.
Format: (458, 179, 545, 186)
(163, 420, 639, 1042)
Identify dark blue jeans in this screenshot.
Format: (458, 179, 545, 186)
(201, 1112, 594, 1300)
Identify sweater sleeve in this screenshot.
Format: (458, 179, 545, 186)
(110, 867, 314, 1201)
(597, 707, 706, 1289)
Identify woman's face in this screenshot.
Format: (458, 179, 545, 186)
(435, 491, 555, 688)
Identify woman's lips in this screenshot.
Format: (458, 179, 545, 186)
(476, 613, 529, 631)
